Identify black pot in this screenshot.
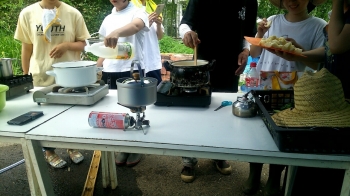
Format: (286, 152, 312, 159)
(163, 59, 215, 88)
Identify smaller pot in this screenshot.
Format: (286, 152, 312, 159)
(232, 93, 258, 118)
(0, 58, 15, 78)
(46, 61, 102, 87)
(116, 60, 157, 107)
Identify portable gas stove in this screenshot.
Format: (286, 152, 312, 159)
(33, 81, 109, 105)
(154, 81, 211, 107)
(0, 74, 34, 100)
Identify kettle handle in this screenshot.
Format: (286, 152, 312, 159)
(130, 60, 144, 87)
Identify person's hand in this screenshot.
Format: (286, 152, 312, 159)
(266, 48, 298, 61)
(49, 43, 69, 59)
(182, 31, 200, 49)
(149, 12, 162, 26)
(285, 38, 305, 51)
(235, 49, 249, 75)
(256, 18, 271, 38)
(104, 32, 119, 49)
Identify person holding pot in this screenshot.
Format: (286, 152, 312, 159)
(178, 0, 258, 183)
(96, 0, 149, 167)
(14, 0, 90, 168)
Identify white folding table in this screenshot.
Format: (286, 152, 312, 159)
(24, 91, 350, 196)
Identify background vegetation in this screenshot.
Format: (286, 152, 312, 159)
(0, 0, 332, 74)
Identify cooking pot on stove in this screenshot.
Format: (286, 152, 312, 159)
(232, 92, 258, 118)
(163, 59, 215, 88)
(0, 58, 15, 78)
(116, 60, 157, 107)
(46, 61, 103, 87)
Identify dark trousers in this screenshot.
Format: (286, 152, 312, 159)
(102, 70, 144, 89)
(146, 69, 162, 85)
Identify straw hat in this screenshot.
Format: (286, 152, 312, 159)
(269, 0, 326, 9)
(271, 68, 350, 127)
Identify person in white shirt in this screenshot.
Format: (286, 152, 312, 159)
(97, 0, 149, 167)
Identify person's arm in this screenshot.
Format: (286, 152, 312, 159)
(104, 18, 146, 48)
(149, 12, 164, 40)
(97, 57, 105, 67)
(21, 42, 33, 75)
(328, 0, 350, 54)
(49, 41, 86, 59)
(267, 47, 325, 70)
(250, 18, 270, 58)
(155, 20, 164, 40)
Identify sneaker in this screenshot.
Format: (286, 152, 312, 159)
(115, 152, 129, 166)
(126, 153, 142, 167)
(215, 160, 232, 175)
(181, 166, 195, 183)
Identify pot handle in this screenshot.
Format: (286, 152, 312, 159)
(46, 70, 56, 76)
(208, 59, 216, 71)
(130, 60, 145, 87)
(163, 60, 173, 71)
(96, 67, 104, 72)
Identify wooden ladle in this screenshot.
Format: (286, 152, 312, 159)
(194, 46, 197, 66)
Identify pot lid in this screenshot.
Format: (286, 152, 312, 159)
(172, 60, 208, 66)
(52, 61, 97, 68)
(0, 84, 9, 93)
(122, 78, 152, 85)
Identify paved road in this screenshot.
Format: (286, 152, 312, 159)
(0, 142, 281, 196)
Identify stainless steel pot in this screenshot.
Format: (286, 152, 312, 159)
(232, 92, 258, 118)
(116, 60, 157, 107)
(0, 58, 14, 78)
(46, 61, 102, 87)
(163, 59, 215, 88)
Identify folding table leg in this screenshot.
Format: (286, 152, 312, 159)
(284, 165, 297, 196)
(21, 138, 41, 196)
(107, 151, 118, 189)
(340, 168, 350, 196)
(26, 139, 55, 196)
(101, 151, 110, 188)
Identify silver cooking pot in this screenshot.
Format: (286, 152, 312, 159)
(0, 58, 15, 78)
(116, 60, 157, 107)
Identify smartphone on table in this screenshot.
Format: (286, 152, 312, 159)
(7, 111, 44, 126)
(155, 4, 165, 15)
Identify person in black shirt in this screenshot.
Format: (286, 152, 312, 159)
(179, 0, 258, 183)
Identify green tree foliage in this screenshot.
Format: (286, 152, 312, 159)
(257, 0, 331, 21)
(0, 0, 334, 73)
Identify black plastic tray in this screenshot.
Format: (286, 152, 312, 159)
(252, 90, 350, 154)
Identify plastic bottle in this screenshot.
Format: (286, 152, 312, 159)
(84, 42, 134, 60)
(245, 62, 260, 92)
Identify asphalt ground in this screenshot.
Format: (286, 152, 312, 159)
(0, 142, 284, 196)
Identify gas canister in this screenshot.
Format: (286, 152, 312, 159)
(88, 111, 135, 129)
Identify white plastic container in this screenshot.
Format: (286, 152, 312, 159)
(85, 42, 134, 60)
(245, 62, 260, 91)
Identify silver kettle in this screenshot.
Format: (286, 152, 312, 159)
(232, 92, 258, 118)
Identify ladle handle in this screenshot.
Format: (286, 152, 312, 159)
(130, 60, 144, 87)
(194, 46, 197, 66)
